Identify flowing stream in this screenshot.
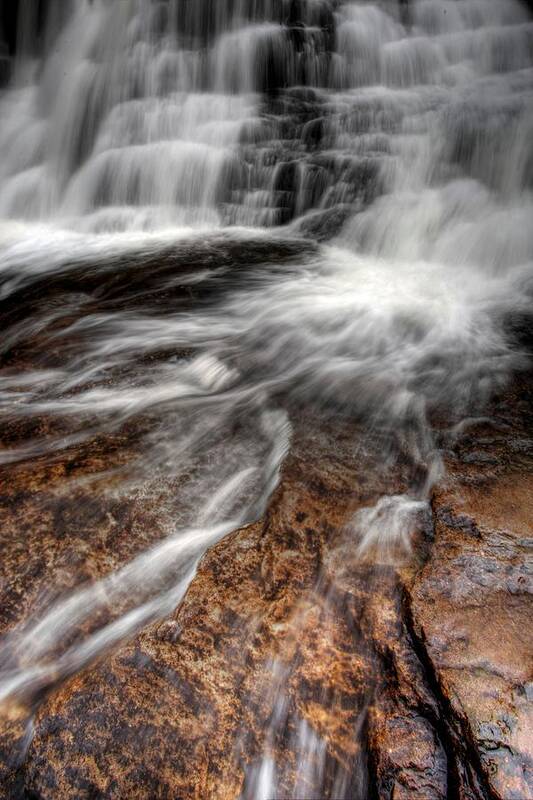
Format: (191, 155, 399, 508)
(0, 1, 532, 796)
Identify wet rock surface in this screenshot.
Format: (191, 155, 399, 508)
(0, 371, 531, 798)
(408, 379, 533, 800)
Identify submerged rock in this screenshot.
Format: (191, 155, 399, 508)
(293, 203, 353, 241)
(0, 354, 531, 797)
(0, 225, 533, 800)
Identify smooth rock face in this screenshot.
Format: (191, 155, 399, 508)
(0, 374, 531, 799)
(409, 379, 533, 800)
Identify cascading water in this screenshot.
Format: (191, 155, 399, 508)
(0, 1, 532, 797)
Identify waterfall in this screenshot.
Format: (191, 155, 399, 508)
(1, 0, 529, 231)
(0, 2, 532, 798)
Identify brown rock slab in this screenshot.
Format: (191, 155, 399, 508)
(0, 378, 531, 799)
(408, 378, 533, 800)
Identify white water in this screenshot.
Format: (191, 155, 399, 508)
(0, 0, 532, 796)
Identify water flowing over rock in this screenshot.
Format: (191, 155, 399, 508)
(1, 376, 531, 799)
(0, 1, 532, 798)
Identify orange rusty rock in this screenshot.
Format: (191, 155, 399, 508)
(0, 378, 531, 799)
